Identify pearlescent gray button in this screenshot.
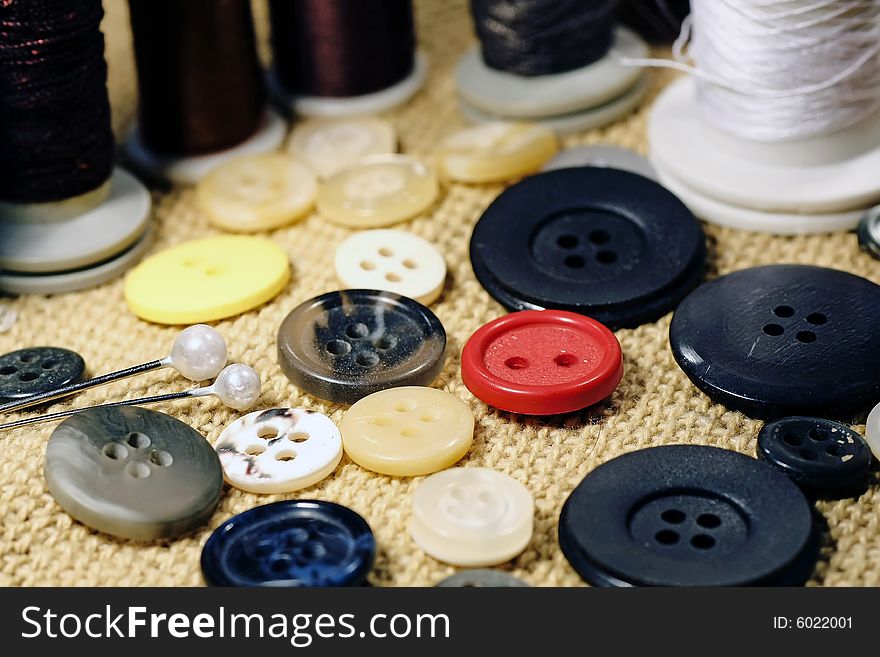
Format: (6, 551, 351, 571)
(436, 570, 530, 587)
(0, 347, 85, 403)
(45, 406, 222, 541)
(542, 145, 657, 180)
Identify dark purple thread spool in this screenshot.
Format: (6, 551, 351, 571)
(0, 0, 114, 204)
(128, 0, 267, 157)
(268, 0, 418, 100)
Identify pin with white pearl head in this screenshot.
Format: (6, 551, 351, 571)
(0, 364, 262, 431)
(0, 324, 228, 414)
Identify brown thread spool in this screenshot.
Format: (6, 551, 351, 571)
(128, 0, 268, 157)
(268, 0, 425, 116)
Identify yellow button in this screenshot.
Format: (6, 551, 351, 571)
(340, 386, 474, 476)
(287, 117, 397, 179)
(196, 154, 317, 232)
(124, 236, 290, 324)
(436, 122, 559, 183)
(316, 155, 439, 228)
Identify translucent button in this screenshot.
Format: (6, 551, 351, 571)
(410, 467, 533, 566)
(316, 155, 439, 228)
(340, 386, 474, 477)
(335, 229, 447, 305)
(124, 235, 290, 324)
(436, 122, 558, 183)
(216, 408, 343, 494)
(865, 402, 880, 460)
(196, 153, 317, 232)
(287, 117, 397, 179)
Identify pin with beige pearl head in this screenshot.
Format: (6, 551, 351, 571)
(0, 363, 262, 431)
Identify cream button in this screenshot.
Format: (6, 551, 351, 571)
(409, 467, 534, 566)
(316, 155, 439, 228)
(340, 386, 474, 477)
(436, 122, 559, 183)
(335, 229, 446, 305)
(196, 153, 317, 232)
(215, 408, 342, 494)
(287, 117, 397, 179)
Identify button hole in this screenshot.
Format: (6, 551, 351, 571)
(589, 230, 610, 245)
(257, 426, 279, 440)
(127, 432, 151, 449)
(807, 428, 828, 442)
(345, 323, 369, 339)
(326, 340, 351, 356)
(125, 462, 151, 479)
(505, 356, 529, 370)
(400, 427, 419, 438)
(655, 530, 679, 545)
(374, 335, 397, 350)
(806, 312, 827, 325)
(763, 323, 784, 336)
(553, 353, 577, 367)
(564, 255, 585, 269)
(40, 359, 58, 369)
(773, 305, 795, 318)
(385, 272, 402, 282)
(102, 443, 128, 460)
(661, 509, 686, 524)
(556, 234, 578, 249)
(690, 534, 715, 550)
(18, 371, 38, 381)
(360, 260, 376, 270)
(18, 353, 37, 363)
(402, 259, 418, 269)
(149, 450, 173, 467)
(696, 513, 721, 529)
(395, 399, 417, 413)
(275, 451, 296, 462)
(796, 330, 817, 343)
(355, 352, 380, 368)
(378, 247, 394, 257)
(245, 445, 266, 456)
(825, 443, 845, 457)
(0, 366, 16, 375)
(289, 432, 309, 443)
(782, 433, 803, 447)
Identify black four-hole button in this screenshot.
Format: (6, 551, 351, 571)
(0, 347, 85, 403)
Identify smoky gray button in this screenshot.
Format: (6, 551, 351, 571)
(44, 406, 222, 541)
(0, 347, 85, 403)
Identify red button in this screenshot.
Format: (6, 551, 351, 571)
(461, 310, 623, 415)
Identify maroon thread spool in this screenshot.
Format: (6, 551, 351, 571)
(0, 0, 152, 295)
(124, 0, 286, 184)
(268, 0, 427, 117)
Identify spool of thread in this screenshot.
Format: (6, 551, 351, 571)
(0, 0, 152, 294)
(268, 0, 427, 117)
(0, 0, 113, 206)
(646, 0, 880, 234)
(125, 0, 286, 184)
(456, 0, 650, 135)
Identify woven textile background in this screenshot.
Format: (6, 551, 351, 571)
(1, 0, 878, 587)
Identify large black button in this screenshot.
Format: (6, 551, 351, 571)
(757, 417, 872, 498)
(0, 346, 85, 403)
(277, 289, 446, 404)
(670, 265, 880, 418)
(469, 167, 706, 329)
(559, 445, 819, 587)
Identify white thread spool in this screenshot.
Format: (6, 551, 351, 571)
(646, 0, 880, 233)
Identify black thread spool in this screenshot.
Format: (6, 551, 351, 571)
(0, 0, 152, 295)
(124, 0, 286, 184)
(456, 0, 650, 135)
(268, 0, 427, 117)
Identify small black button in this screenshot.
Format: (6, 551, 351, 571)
(670, 265, 880, 418)
(757, 416, 872, 498)
(0, 346, 85, 403)
(277, 289, 446, 404)
(469, 167, 706, 329)
(559, 445, 819, 586)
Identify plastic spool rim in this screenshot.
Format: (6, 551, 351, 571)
(268, 51, 428, 118)
(123, 109, 287, 185)
(455, 26, 648, 118)
(654, 159, 864, 235)
(459, 75, 649, 136)
(650, 77, 880, 214)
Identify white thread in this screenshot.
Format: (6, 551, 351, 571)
(619, 0, 880, 141)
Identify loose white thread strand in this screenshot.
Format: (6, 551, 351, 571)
(619, 0, 880, 141)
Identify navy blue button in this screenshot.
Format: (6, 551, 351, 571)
(559, 445, 819, 587)
(670, 265, 880, 418)
(277, 289, 446, 404)
(0, 346, 85, 403)
(757, 417, 872, 498)
(201, 500, 375, 587)
(469, 167, 706, 330)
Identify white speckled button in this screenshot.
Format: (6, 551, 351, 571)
(436, 122, 558, 183)
(335, 230, 447, 305)
(287, 117, 397, 179)
(340, 386, 474, 477)
(865, 402, 880, 460)
(215, 408, 342, 494)
(316, 155, 439, 228)
(410, 467, 533, 566)
(196, 153, 317, 232)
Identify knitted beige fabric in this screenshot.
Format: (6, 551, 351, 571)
(1, 0, 878, 587)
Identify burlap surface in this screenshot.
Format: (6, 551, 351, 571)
(1, 0, 878, 587)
